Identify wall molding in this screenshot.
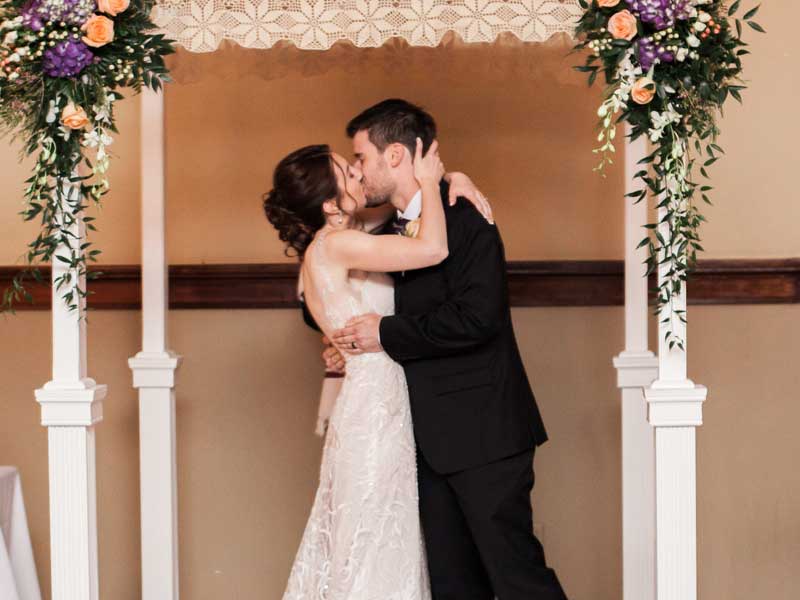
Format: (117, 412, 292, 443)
(1, 259, 797, 311)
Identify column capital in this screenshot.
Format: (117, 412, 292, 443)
(645, 383, 707, 427)
(613, 351, 659, 389)
(35, 378, 106, 427)
(129, 351, 182, 388)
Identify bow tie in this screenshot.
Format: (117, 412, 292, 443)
(391, 215, 411, 236)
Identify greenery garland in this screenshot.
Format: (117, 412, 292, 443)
(573, 0, 764, 349)
(0, 0, 173, 313)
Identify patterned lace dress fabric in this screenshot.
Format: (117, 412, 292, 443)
(283, 230, 431, 600)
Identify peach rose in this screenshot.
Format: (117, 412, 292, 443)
(607, 9, 638, 41)
(81, 15, 115, 48)
(631, 77, 656, 105)
(598, 0, 621, 7)
(97, 0, 130, 16)
(60, 103, 90, 130)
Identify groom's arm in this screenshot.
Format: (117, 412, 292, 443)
(378, 207, 507, 362)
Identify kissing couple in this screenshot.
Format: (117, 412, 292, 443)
(264, 99, 568, 600)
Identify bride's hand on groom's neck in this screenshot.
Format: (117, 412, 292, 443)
(443, 172, 494, 224)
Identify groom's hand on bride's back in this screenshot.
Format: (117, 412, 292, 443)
(332, 313, 383, 355)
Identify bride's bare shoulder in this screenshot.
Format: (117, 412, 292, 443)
(316, 228, 369, 255)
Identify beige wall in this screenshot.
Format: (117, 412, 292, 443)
(1, 2, 798, 599)
(2, 306, 798, 599)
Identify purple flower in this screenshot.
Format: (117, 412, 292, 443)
(637, 36, 675, 71)
(22, 0, 97, 30)
(43, 36, 95, 78)
(626, 0, 692, 31)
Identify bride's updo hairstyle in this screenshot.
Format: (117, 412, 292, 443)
(263, 144, 340, 258)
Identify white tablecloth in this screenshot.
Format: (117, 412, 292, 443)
(0, 467, 42, 600)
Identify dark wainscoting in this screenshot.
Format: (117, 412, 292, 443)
(1, 259, 798, 311)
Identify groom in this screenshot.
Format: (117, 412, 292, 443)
(330, 99, 568, 600)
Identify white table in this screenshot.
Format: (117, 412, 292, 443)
(0, 467, 42, 600)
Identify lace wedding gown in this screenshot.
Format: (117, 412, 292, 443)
(283, 230, 431, 600)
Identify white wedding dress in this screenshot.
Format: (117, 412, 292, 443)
(283, 230, 431, 600)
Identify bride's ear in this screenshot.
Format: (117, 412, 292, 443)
(321, 198, 340, 219)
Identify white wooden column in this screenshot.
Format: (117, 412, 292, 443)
(644, 200, 707, 599)
(35, 180, 106, 600)
(613, 128, 658, 600)
(128, 88, 182, 600)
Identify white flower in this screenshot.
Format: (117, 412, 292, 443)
(693, 21, 706, 32)
(648, 103, 682, 143)
(687, 34, 701, 47)
(57, 125, 72, 141)
(82, 129, 113, 150)
(3, 30, 18, 45)
(676, 47, 689, 62)
(45, 99, 59, 123)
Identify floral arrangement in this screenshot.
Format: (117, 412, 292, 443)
(574, 0, 764, 349)
(0, 0, 172, 312)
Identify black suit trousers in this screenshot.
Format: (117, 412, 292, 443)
(418, 448, 568, 600)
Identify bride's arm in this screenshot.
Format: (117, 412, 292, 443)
(444, 172, 493, 223)
(327, 139, 448, 273)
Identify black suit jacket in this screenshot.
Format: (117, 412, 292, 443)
(379, 182, 548, 474)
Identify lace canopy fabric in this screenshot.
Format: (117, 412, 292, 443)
(153, 0, 582, 53)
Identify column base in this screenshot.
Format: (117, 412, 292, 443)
(35, 379, 105, 600)
(614, 351, 658, 600)
(129, 350, 181, 600)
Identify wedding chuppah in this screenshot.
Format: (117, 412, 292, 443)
(0, 1, 764, 599)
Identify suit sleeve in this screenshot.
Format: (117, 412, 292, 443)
(379, 208, 507, 362)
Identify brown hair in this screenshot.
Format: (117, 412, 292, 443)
(262, 145, 338, 258)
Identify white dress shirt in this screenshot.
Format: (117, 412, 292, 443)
(399, 189, 423, 221)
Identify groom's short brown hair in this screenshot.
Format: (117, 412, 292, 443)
(346, 99, 437, 158)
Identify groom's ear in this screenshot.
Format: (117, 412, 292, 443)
(385, 143, 407, 169)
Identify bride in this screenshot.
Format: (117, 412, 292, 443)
(263, 139, 488, 599)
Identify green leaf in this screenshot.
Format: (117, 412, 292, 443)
(742, 5, 760, 20)
(747, 21, 766, 33)
(729, 0, 742, 16)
